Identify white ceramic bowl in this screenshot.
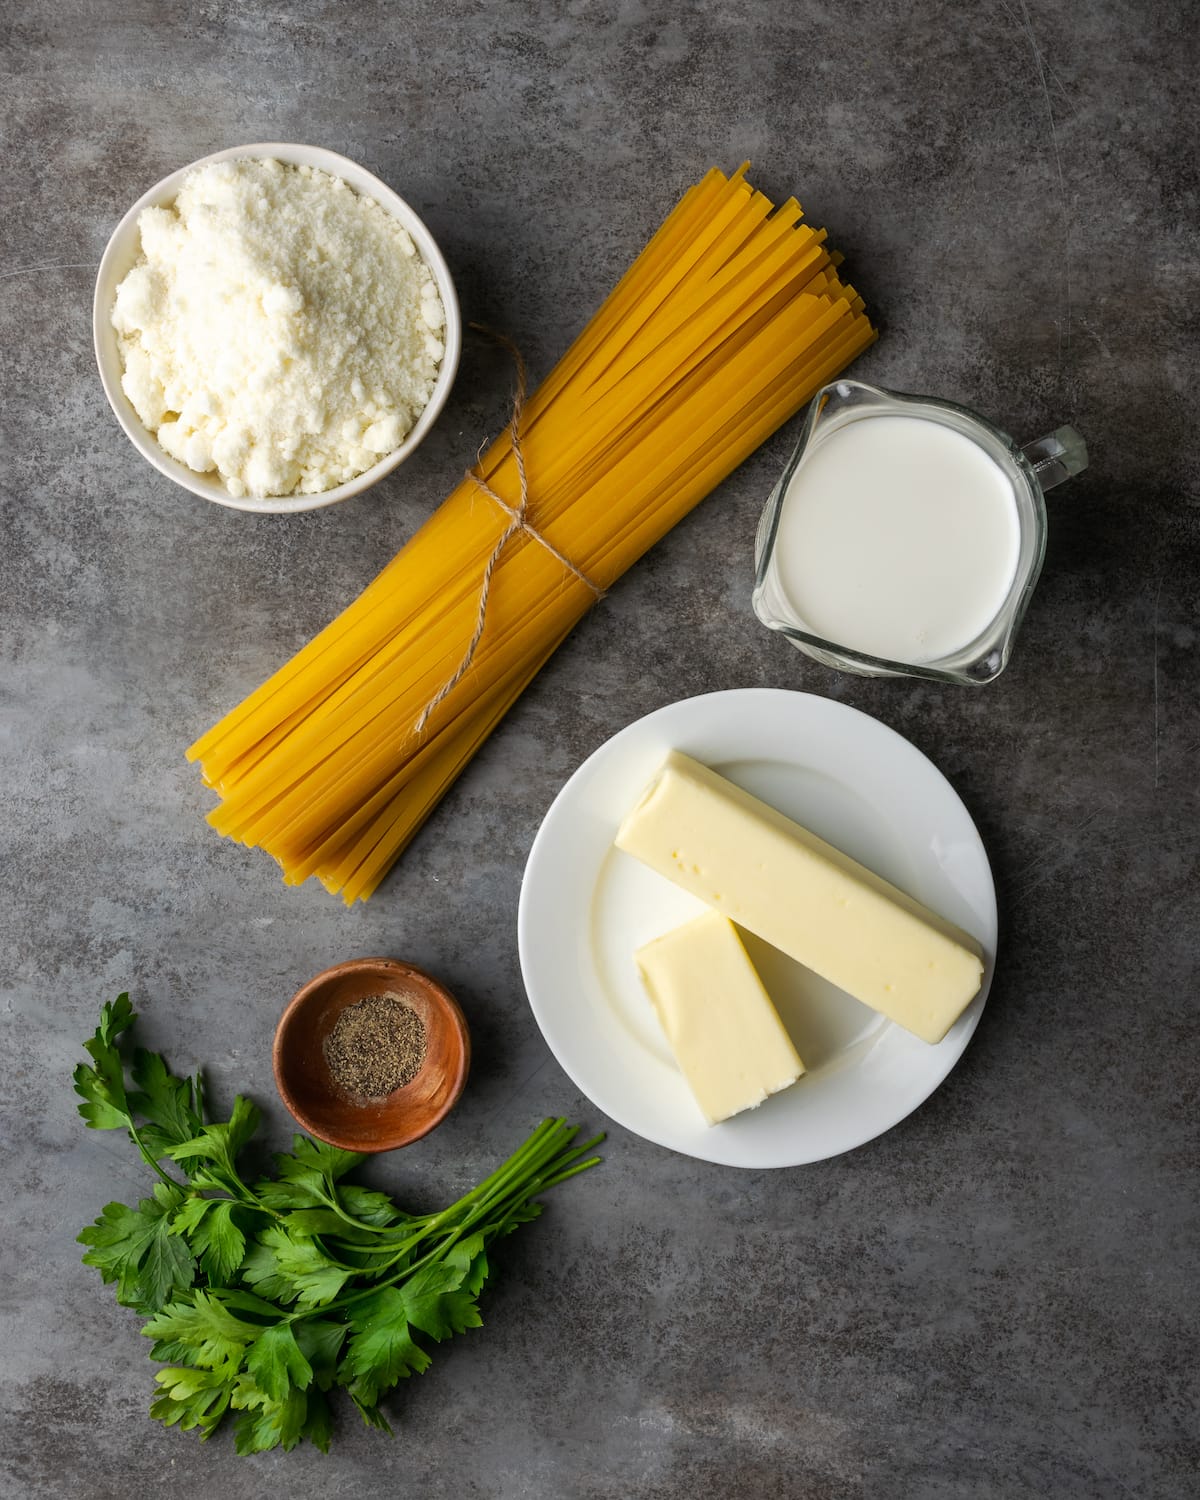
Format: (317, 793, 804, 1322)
(93, 143, 462, 515)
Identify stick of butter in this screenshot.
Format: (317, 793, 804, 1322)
(635, 911, 805, 1125)
(616, 751, 983, 1045)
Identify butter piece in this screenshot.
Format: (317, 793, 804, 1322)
(616, 752, 983, 1045)
(635, 911, 805, 1125)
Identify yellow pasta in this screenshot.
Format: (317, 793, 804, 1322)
(187, 165, 878, 902)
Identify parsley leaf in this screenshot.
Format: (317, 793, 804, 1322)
(238, 1235, 297, 1304)
(251, 1175, 327, 1213)
(128, 1047, 203, 1154)
(298, 1388, 335, 1454)
(263, 1226, 351, 1310)
(294, 1319, 348, 1392)
(399, 1260, 484, 1343)
(444, 1231, 491, 1297)
(241, 1224, 352, 1309)
(336, 1184, 404, 1227)
(139, 1191, 199, 1311)
(73, 994, 136, 1129)
(151, 1364, 238, 1437)
(244, 1323, 314, 1403)
(339, 1286, 432, 1408)
(167, 1096, 260, 1177)
(231, 1382, 309, 1455)
(141, 1290, 260, 1370)
(79, 1182, 195, 1311)
(348, 1393, 393, 1434)
(173, 1197, 248, 1285)
(285, 1136, 364, 1184)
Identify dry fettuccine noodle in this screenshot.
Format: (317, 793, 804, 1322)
(187, 165, 877, 902)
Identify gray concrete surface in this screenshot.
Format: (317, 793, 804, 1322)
(2, 1, 1197, 1495)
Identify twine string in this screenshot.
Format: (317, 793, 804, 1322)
(414, 331, 606, 734)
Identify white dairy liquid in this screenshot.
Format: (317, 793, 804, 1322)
(772, 414, 1021, 664)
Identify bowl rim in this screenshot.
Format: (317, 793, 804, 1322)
(273, 955, 471, 1152)
(93, 142, 462, 515)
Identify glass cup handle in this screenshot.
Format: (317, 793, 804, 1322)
(1021, 425, 1088, 493)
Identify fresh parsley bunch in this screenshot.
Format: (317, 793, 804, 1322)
(74, 996, 602, 1455)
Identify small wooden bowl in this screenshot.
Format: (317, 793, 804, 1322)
(273, 957, 470, 1152)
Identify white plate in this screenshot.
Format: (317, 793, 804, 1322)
(517, 689, 996, 1167)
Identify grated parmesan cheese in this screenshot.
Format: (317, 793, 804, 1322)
(111, 158, 445, 499)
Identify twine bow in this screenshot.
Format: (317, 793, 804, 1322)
(414, 330, 606, 734)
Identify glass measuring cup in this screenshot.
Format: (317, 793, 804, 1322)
(752, 380, 1087, 684)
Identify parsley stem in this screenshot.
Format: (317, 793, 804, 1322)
(125, 1118, 188, 1192)
(288, 1121, 603, 1324)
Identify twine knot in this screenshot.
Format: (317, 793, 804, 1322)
(414, 330, 605, 734)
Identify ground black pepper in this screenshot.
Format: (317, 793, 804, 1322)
(323, 992, 428, 1099)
